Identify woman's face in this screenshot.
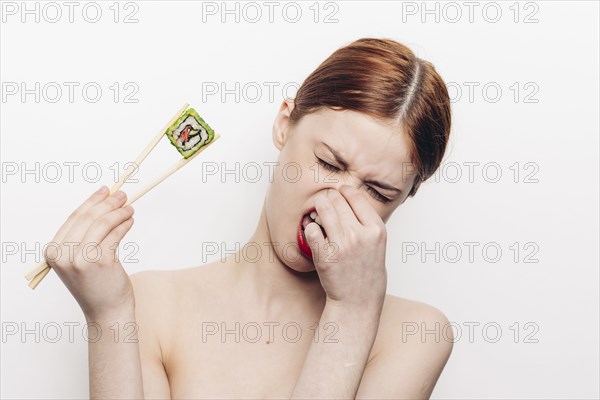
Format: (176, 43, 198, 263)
(265, 101, 418, 272)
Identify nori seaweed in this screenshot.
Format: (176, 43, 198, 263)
(165, 108, 215, 159)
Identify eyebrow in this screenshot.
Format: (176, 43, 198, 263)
(322, 143, 402, 193)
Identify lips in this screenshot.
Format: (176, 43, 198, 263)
(297, 207, 327, 260)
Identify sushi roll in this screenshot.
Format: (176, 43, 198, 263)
(165, 108, 215, 158)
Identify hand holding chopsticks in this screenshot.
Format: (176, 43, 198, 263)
(25, 103, 220, 289)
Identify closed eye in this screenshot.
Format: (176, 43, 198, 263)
(316, 157, 340, 172)
(366, 186, 392, 203)
(316, 157, 391, 203)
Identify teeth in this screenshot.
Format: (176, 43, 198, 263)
(303, 210, 326, 238)
(305, 210, 323, 227)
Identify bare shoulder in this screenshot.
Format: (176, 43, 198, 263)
(381, 294, 452, 329)
(129, 262, 225, 333)
(129, 263, 218, 299)
(377, 293, 454, 352)
(357, 295, 454, 399)
(128, 263, 226, 369)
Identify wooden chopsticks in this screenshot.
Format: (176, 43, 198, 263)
(25, 103, 220, 289)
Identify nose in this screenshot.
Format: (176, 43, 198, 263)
(315, 173, 389, 222)
(318, 172, 363, 193)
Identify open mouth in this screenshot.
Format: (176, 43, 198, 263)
(297, 208, 327, 260)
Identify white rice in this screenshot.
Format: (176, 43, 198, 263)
(172, 115, 209, 150)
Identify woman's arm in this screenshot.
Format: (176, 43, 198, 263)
(287, 186, 453, 398)
(87, 308, 144, 399)
(86, 271, 174, 400)
(87, 272, 174, 400)
(291, 299, 453, 400)
(130, 271, 173, 399)
(290, 300, 382, 399)
(290, 186, 388, 398)
(43, 187, 166, 399)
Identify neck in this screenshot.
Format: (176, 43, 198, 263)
(231, 199, 326, 319)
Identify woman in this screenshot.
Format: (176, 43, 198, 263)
(46, 38, 454, 399)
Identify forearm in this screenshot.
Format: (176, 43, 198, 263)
(87, 307, 144, 399)
(290, 300, 383, 399)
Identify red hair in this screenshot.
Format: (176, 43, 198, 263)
(289, 38, 452, 197)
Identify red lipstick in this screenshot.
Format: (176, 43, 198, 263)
(297, 207, 317, 260)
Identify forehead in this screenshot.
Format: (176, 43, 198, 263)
(295, 108, 417, 189)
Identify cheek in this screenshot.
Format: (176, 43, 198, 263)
(264, 166, 315, 247)
(271, 147, 317, 200)
(265, 138, 322, 233)
(265, 164, 301, 236)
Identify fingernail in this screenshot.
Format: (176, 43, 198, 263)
(97, 185, 107, 194)
(124, 205, 134, 214)
(114, 191, 126, 200)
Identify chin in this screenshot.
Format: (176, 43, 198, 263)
(285, 254, 317, 273)
(283, 242, 318, 273)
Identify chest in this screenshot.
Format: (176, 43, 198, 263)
(165, 317, 319, 398)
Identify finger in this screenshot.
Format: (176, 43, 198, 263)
(338, 185, 384, 227)
(314, 190, 343, 244)
(99, 217, 135, 255)
(325, 187, 361, 228)
(62, 191, 128, 246)
(52, 186, 109, 243)
(304, 221, 326, 264)
(80, 205, 135, 248)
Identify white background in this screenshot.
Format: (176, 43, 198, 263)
(1, 1, 599, 398)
